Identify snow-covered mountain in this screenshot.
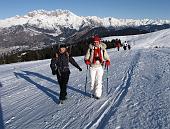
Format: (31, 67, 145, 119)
(0, 28, 170, 129)
(0, 9, 170, 29)
(0, 9, 170, 56)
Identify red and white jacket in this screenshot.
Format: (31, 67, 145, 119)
(85, 42, 110, 67)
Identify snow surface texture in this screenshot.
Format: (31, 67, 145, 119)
(0, 29, 170, 129)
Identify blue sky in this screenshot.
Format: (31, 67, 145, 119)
(0, 0, 170, 20)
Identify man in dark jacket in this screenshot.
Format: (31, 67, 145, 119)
(50, 44, 82, 104)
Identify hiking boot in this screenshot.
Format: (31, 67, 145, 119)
(58, 100, 64, 104)
(96, 96, 100, 99)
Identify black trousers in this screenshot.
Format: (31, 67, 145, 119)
(56, 71, 70, 100)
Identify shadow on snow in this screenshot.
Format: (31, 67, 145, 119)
(14, 70, 90, 103)
(0, 82, 5, 129)
(14, 71, 60, 103)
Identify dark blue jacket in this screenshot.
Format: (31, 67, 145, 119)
(50, 52, 81, 75)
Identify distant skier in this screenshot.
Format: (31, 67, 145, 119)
(123, 41, 128, 50)
(128, 44, 131, 50)
(115, 39, 121, 51)
(50, 44, 82, 104)
(84, 35, 110, 99)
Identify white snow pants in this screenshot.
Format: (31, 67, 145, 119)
(90, 66, 104, 98)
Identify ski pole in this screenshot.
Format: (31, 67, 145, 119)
(85, 65, 89, 94)
(106, 66, 109, 95)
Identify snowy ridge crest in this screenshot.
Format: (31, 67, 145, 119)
(0, 9, 170, 29)
(27, 9, 74, 17)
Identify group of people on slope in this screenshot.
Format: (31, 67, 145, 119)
(123, 41, 131, 50)
(50, 35, 110, 104)
(115, 39, 131, 51)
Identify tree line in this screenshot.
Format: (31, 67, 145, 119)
(0, 38, 120, 65)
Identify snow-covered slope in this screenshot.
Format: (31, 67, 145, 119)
(103, 28, 170, 49)
(0, 9, 170, 29)
(0, 29, 170, 129)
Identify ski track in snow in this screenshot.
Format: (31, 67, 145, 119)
(103, 48, 170, 129)
(84, 50, 141, 129)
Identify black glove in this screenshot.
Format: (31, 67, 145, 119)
(52, 70, 56, 75)
(79, 68, 82, 71)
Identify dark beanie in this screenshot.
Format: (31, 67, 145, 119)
(59, 44, 67, 48)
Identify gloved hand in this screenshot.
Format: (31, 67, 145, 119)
(52, 70, 56, 75)
(85, 60, 91, 65)
(79, 68, 82, 71)
(105, 60, 110, 66)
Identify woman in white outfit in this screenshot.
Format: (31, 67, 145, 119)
(84, 35, 110, 99)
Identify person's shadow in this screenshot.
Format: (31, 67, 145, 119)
(14, 71, 91, 103)
(0, 82, 5, 129)
(14, 71, 60, 103)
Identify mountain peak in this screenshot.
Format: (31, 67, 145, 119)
(27, 9, 76, 17)
(0, 9, 170, 30)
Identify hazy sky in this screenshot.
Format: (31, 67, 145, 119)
(0, 0, 170, 20)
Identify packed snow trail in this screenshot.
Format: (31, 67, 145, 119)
(0, 48, 170, 129)
(0, 49, 139, 129)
